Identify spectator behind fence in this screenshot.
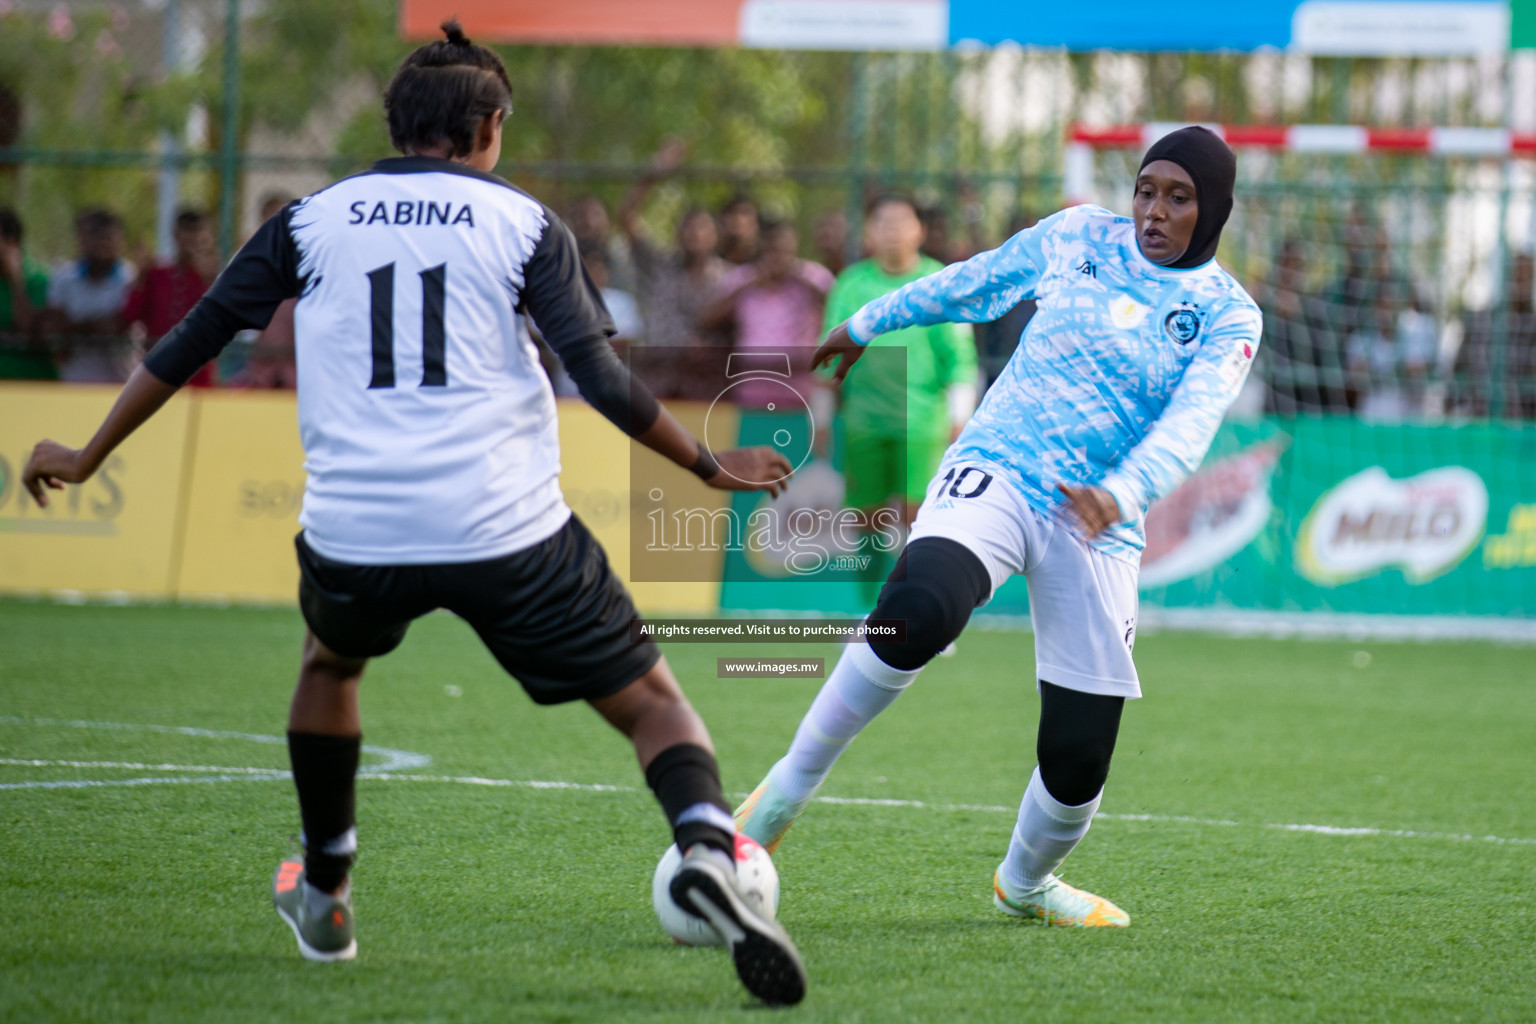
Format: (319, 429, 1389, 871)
(1263, 238, 1350, 413)
(615, 139, 730, 399)
(813, 209, 849, 277)
(973, 212, 1039, 390)
(1329, 211, 1402, 411)
(717, 194, 760, 266)
(0, 207, 55, 380)
(41, 208, 135, 383)
(698, 219, 832, 408)
(917, 190, 987, 266)
(566, 194, 636, 293)
(822, 192, 979, 605)
(228, 192, 300, 389)
(1397, 292, 1442, 418)
(1346, 283, 1436, 422)
(230, 298, 298, 389)
(1454, 252, 1536, 418)
(123, 208, 219, 387)
(580, 242, 645, 352)
(623, 207, 729, 400)
(1337, 207, 1385, 320)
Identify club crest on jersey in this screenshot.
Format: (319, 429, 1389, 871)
(1163, 303, 1203, 344)
(1109, 295, 1150, 329)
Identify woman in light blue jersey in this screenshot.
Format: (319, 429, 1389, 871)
(736, 127, 1263, 928)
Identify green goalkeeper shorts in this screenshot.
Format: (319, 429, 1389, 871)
(842, 431, 950, 510)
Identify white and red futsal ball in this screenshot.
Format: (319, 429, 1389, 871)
(651, 833, 780, 946)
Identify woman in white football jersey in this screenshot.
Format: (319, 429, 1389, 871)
(22, 22, 806, 1007)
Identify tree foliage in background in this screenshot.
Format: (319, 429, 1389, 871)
(0, 0, 1523, 281)
(228, 0, 852, 219)
(0, 5, 201, 260)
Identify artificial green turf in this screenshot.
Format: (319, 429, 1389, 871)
(1, 601, 1532, 1023)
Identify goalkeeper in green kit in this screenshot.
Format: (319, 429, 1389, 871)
(824, 193, 979, 604)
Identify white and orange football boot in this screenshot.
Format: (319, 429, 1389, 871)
(733, 773, 805, 855)
(993, 869, 1129, 928)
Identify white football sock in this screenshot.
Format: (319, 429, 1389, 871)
(767, 641, 921, 806)
(1000, 767, 1101, 892)
(674, 803, 739, 873)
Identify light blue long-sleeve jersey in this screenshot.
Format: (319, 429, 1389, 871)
(847, 204, 1264, 566)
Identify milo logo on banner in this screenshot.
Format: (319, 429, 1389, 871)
(1297, 466, 1488, 585)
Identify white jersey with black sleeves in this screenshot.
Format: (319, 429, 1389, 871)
(143, 156, 660, 565)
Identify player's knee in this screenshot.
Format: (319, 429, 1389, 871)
(300, 631, 366, 680)
(1036, 681, 1124, 805)
(867, 538, 990, 671)
(868, 583, 956, 670)
(592, 659, 688, 729)
(1036, 737, 1115, 807)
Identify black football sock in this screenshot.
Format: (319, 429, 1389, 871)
(644, 743, 735, 857)
(287, 731, 361, 893)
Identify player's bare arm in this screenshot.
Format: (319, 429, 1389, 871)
(1056, 483, 1120, 540)
(23, 189, 302, 508)
(634, 405, 793, 497)
(22, 364, 178, 507)
(810, 320, 865, 383)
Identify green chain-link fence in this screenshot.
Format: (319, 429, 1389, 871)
(5, 1, 1536, 418)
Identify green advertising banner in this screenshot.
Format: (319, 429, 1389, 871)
(719, 410, 887, 617)
(1514, 0, 1536, 48)
(722, 414, 1536, 621)
(1142, 418, 1536, 617)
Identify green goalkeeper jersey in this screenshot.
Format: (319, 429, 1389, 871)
(823, 256, 978, 440)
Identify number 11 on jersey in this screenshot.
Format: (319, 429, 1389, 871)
(368, 262, 448, 389)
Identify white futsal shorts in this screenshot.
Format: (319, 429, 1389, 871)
(907, 458, 1142, 700)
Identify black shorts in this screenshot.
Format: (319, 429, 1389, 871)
(295, 515, 661, 705)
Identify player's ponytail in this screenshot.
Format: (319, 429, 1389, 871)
(384, 19, 513, 158)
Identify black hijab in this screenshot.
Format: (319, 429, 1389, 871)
(1138, 126, 1236, 269)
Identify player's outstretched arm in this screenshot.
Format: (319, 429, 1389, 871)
(22, 365, 178, 507)
(809, 321, 865, 383)
(842, 223, 1050, 348)
(525, 215, 793, 498)
(24, 209, 300, 509)
(811, 219, 1055, 383)
(634, 405, 793, 498)
(1096, 307, 1263, 527)
(704, 446, 794, 495)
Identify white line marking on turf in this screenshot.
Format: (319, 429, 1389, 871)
(0, 715, 430, 773)
(4, 717, 1532, 848)
(0, 758, 290, 774)
(0, 774, 290, 791)
(375, 774, 633, 791)
(806, 796, 1536, 847)
(1261, 821, 1536, 845)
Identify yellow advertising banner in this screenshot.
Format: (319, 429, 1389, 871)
(559, 400, 731, 614)
(174, 391, 307, 603)
(0, 382, 193, 598)
(0, 387, 728, 614)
